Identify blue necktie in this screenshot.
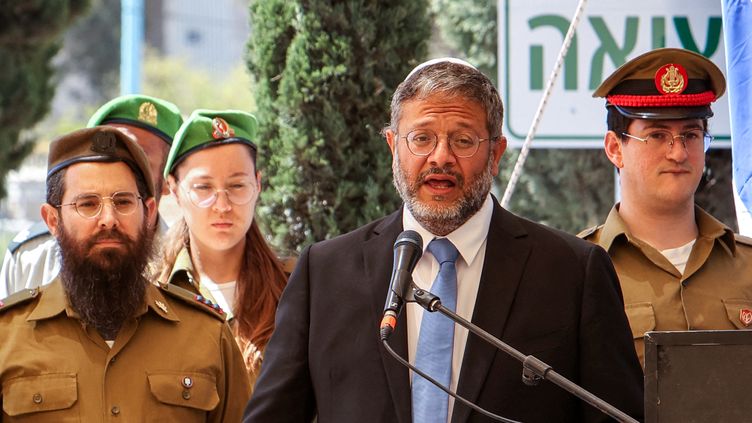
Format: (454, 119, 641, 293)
(412, 238, 459, 423)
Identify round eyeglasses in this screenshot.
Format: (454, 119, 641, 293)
(621, 129, 713, 152)
(400, 129, 494, 158)
(182, 181, 256, 209)
(56, 192, 143, 219)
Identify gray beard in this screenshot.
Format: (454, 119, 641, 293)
(392, 149, 494, 236)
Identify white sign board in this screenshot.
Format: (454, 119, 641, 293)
(498, 0, 729, 148)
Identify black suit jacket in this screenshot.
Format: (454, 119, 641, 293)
(244, 200, 643, 422)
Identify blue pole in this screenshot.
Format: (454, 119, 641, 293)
(120, 0, 144, 95)
(722, 0, 752, 233)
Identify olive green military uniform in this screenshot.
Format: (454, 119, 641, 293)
(580, 205, 752, 366)
(0, 279, 251, 421)
(166, 248, 265, 388)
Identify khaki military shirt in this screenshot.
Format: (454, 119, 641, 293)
(167, 247, 265, 388)
(0, 279, 250, 421)
(580, 205, 752, 366)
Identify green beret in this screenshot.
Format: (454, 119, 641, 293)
(86, 94, 183, 145)
(47, 126, 155, 198)
(164, 109, 258, 177)
(593, 48, 726, 120)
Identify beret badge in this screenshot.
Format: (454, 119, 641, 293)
(138, 101, 158, 126)
(90, 131, 117, 154)
(211, 117, 235, 140)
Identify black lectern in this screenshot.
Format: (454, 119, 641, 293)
(644, 330, 752, 423)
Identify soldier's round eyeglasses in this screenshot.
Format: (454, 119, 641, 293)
(56, 191, 142, 219)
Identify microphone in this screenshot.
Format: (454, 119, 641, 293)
(379, 230, 423, 340)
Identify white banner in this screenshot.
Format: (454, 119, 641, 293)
(498, 0, 730, 149)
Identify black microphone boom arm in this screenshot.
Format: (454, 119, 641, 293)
(412, 289, 639, 423)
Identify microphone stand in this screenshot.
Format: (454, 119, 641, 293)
(412, 288, 639, 423)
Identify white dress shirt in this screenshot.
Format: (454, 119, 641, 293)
(404, 194, 493, 420)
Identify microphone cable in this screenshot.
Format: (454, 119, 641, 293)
(381, 339, 521, 423)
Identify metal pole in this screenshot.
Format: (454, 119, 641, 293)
(120, 0, 144, 95)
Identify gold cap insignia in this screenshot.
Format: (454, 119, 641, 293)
(138, 102, 158, 125)
(655, 63, 687, 95)
(211, 117, 235, 140)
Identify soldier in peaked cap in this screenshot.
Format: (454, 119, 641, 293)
(156, 110, 290, 388)
(1, 94, 183, 300)
(579, 48, 752, 367)
(0, 126, 250, 421)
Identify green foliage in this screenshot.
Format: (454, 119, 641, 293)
(431, 0, 497, 85)
(498, 149, 615, 232)
(0, 0, 90, 200)
(248, 0, 431, 252)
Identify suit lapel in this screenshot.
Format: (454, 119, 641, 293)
(452, 203, 532, 423)
(365, 210, 413, 422)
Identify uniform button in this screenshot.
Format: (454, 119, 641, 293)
(32, 393, 43, 404)
(111, 406, 120, 415)
(182, 389, 191, 400)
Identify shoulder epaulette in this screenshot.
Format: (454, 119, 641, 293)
(577, 225, 600, 239)
(159, 283, 226, 321)
(8, 222, 52, 254)
(0, 288, 40, 313)
(734, 233, 752, 247)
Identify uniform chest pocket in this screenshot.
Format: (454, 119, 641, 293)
(722, 298, 752, 329)
(2, 373, 78, 418)
(147, 371, 219, 411)
(625, 302, 656, 339)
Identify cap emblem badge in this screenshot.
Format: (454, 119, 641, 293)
(138, 102, 158, 125)
(655, 63, 687, 95)
(211, 117, 235, 139)
(91, 132, 117, 154)
(740, 309, 752, 327)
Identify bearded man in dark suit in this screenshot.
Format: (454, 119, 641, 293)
(243, 58, 644, 423)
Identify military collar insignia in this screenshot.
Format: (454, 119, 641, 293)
(655, 63, 688, 95)
(211, 117, 235, 139)
(155, 300, 168, 313)
(195, 294, 225, 315)
(90, 131, 117, 154)
(740, 309, 752, 327)
(138, 101, 158, 125)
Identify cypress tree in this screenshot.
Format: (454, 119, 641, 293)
(247, 1, 431, 252)
(0, 0, 90, 199)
